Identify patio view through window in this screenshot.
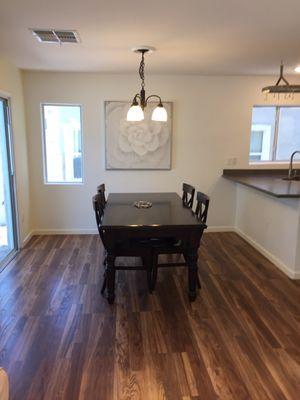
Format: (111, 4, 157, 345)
(249, 106, 300, 162)
(42, 104, 83, 183)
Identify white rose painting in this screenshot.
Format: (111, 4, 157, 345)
(105, 101, 172, 169)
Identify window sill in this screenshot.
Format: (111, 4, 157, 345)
(44, 182, 84, 186)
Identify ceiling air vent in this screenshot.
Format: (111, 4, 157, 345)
(54, 30, 79, 43)
(31, 29, 80, 44)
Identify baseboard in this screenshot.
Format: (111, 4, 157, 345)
(31, 228, 98, 235)
(235, 227, 299, 280)
(21, 231, 34, 248)
(205, 226, 235, 233)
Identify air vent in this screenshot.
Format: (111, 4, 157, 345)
(31, 29, 80, 44)
(54, 30, 79, 43)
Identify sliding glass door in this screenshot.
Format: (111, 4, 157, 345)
(0, 97, 17, 267)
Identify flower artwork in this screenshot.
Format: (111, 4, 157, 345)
(105, 101, 172, 169)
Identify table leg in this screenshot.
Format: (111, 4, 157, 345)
(106, 254, 116, 304)
(186, 249, 198, 301)
(142, 252, 153, 293)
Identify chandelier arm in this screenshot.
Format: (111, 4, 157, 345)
(131, 93, 141, 105)
(145, 94, 162, 105)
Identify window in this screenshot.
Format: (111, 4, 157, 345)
(249, 106, 300, 162)
(42, 104, 83, 183)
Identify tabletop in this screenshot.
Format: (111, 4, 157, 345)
(101, 192, 204, 229)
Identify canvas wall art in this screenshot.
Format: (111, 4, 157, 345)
(105, 101, 172, 170)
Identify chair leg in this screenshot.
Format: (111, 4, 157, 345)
(106, 254, 116, 304)
(101, 253, 108, 295)
(186, 249, 198, 302)
(151, 253, 159, 291)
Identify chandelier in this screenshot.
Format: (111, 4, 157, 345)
(262, 63, 300, 96)
(127, 47, 167, 122)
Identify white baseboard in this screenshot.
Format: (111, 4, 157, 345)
(21, 231, 34, 248)
(205, 226, 235, 233)
(31, 228, 98, 235)
(235, 227, 300, 280)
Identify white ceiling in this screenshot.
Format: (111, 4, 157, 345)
(1, 0, 300, 75)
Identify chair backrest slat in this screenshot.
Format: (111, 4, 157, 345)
(97, 183, 106, 208)
(195, 191, 210, 223)
(182, 183, 195, 208)
(92, 194, 104, 235)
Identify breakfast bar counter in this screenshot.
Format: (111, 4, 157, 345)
(223, 169, 300, 198)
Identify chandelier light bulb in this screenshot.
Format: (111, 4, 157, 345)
(127, 104, 144, 121)
(151, 104, 168, 122)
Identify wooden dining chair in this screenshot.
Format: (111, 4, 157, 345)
(182, 183, 195, 208)
(150, 191, 210, 293)
(97, 183, 106, 208)
(194, 191, 210, 223)
(93, 193, 153, 303)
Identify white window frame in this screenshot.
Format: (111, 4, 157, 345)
(250, 105, 300, 164)
(41, 103, 84, 185)
(250, 124, 272, 161)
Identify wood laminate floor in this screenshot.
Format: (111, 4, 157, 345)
(0, 233, 299, 400)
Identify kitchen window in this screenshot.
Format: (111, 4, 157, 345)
(41, 104, 83, 183)
(249, 106, 300, 162)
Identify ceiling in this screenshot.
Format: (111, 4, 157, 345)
(1, 0, 300, 75)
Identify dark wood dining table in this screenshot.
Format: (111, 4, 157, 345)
(100, 192, 207, 302)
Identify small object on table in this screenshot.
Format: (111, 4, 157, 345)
(134, 201, 152, 209)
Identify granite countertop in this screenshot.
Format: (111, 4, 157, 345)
(222, 169, 300, 198)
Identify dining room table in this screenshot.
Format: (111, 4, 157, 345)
(100, 192, 207, 303)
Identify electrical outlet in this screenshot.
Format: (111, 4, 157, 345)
(226, 157, 237, 166)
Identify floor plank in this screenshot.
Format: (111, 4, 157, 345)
(0, 233, 299, 399)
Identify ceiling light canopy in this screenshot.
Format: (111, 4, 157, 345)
(127, 47, 167, 122)
(262, 63, 300, 95)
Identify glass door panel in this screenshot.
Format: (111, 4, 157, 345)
(0, 97, 17, 266)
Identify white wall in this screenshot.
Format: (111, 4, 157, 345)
(235, 185, 300, 278)
(0, 57, 31, 245)
(22, 71, 300, 237)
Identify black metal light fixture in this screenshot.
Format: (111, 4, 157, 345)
(262, 62, 300, 95)
(127, 47, 167, 122)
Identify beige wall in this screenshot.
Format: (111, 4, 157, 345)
(22, 71, 300, 234)
(0, 57, 30, 245)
